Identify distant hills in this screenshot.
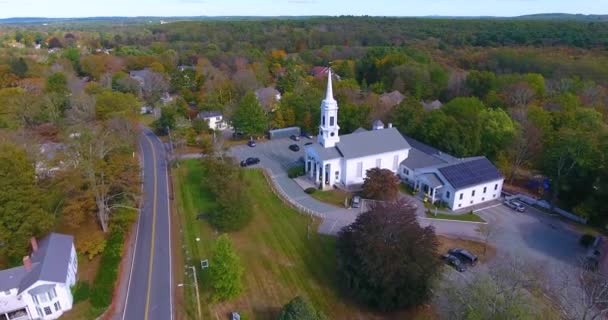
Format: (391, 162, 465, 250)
(0, 13, 607, 25)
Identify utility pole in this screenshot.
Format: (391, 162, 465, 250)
(187, 265, 202, 320)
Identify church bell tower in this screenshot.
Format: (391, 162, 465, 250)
(318, 69, 340, 148)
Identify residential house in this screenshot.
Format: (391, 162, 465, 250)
(197, 111, 227, 130)
(0, 233, 78, 320)
(254, 87, 281, 111)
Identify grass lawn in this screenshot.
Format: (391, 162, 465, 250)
(174, 159, 435, 320)
(425, 211, 485, 223)
(310, 188, 351, 208)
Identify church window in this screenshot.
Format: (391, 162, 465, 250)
(54, 301, 61, 311)
(330, 132, 335, 137)
(322, 116, 325, 126)
(459, 193, 463, 200)
(356, 162, 363, 177)
(392, 155, 399, 170)
(494, 183, 498, 190)
(376, 158, 381, 168)
(330, 116, 335, 126)
(483, 186, 487, 193)
(472, 190, 476, 196)
(402, 168, 409, 175)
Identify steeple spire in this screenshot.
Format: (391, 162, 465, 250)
(325, 69, 334, 101)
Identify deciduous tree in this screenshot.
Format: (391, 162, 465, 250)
(231, 91, 267, 136)
(278, 296, 327, 320)
(336, 199, 440, 311)
(362, 168, 400, 201)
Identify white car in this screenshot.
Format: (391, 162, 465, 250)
(504, 200, 525, 212)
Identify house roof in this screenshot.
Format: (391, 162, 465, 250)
(0, 233, 75, 294)
(379, 90, 405, 107)
(198, 111, 222, 119)
(421, 100, 443, 112)
(352, 127, 368, 134)
(335, 127, 410, 160)
(129, 69, 151, 79)
(438, 157, 503, 189)
(306, 143, 342, 161)
(422, 173, 444, 188)
(400, 147, 447, 170)
(27, 283, 56, 295)
(403, 135, 459, 163)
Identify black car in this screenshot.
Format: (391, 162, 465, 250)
(232, 131, 244, 139)
(290, 134, 300, 141)
(240, 157, 260, 167)
(442, 253, 466, 272)
(448, 248, 478, 266)
(247, 140, 256, 147)
(289, 144, 300, 152)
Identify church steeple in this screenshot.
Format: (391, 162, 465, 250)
(318, 69, 340, 148)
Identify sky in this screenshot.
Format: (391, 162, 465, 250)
(0, 0, 605, 19)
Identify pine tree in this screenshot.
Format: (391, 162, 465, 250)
(209, 234, 244, 301)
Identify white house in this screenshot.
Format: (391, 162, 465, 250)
(0, 233, 78, 320)
(197, 111, 227, 130)
(304, 71, 504, 210)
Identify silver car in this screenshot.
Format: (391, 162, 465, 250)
(504, 200, 525, 212)
(351, 196, 361, 208)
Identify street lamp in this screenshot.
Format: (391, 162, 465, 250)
(183, 265, 202, 320)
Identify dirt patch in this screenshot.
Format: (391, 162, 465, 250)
(437, 236, 496, 263)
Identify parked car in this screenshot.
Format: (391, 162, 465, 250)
(442, 253, 466, 272)
(289, 144, 300, 152)
(301, 132, 314, 139)
(304, 142, 313, 146)
(240, 157, 260, 167)
(290, 134, 300, 141)
(247, 140, 256, 147)
(504, 199, 526, 212)
(351, 195, 361, 208)
(448, 248, 478, 266)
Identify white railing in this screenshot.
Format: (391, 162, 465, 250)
(261, 169, 325, 220)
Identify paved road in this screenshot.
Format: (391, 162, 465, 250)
(123, 128, 173, 320)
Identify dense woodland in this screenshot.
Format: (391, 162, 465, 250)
(0, 17, 607, 266)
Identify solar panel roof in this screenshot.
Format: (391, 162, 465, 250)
(438, 158, 503, 189)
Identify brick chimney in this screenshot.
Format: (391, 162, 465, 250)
(31, 237, 38, 252)
(23, 256, 31, 272)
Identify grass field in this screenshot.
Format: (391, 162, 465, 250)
(425, 211, 486, 223)
(310, 188, 351, 208)
(173, 159, 435, 320)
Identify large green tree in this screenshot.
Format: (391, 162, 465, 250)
(209, 234, 244, 301)
(0, 143, 53, 259)
(336, 199, 441, 311)
(231, 91, 267, 136)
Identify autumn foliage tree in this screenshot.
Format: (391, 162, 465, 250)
(361, 168, 400, 201)
(336, 199, 441, 311)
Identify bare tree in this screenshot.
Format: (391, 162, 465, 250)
(142, 71, 169, 104)
(545, 260, 608, 320)
(507, 107, 543, 183)
(476, 223, 497, 256)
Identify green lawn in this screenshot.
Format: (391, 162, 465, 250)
(425, 211, 486, 223)
(310, 188, 351, 208)
(176, 160, 406, 319)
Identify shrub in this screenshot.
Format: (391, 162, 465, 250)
(288, 165, 305, 178)
(90, 226, 125, 309)
(580, 234, 596, 248)
(278, 296, 327, 320)
(304, 187, 317, 194)
(209, 235, 244, 301)
(76, 232, 106, 260)
(72, 282, 91, 304)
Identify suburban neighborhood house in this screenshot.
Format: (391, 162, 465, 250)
(304, 71, 504, 210)
(197, 111, 227, 130)
(0, 234, 77, 320)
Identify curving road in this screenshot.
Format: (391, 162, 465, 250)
(122, 128, 173, 320)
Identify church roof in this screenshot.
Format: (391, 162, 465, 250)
(336, 127, 410, 160)
(306, 143, 342, 161)
(422, 173, 444, 188)
(400, 147, 447, 170)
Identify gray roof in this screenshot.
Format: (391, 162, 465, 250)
(403, 135, 459, 163)
(400, 147, 447, 170)
(129, 69, 151, 79)
(0, 266, 29, 292)
(0, 233, 74, 294)
(198, 111, 222, 118)
(27, 283, 56, 295)
(306, 143, 342, 161)
(335, 127, 410, 160)
(422, 173, 444, 188)
(372, 120, 384, 127)
(438, 158, 503, 189)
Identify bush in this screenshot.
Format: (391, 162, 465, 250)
(304, 187, 317, 194)
(278, 296, 327, 320)
(288, 165, 305, 178)
(580, 234, 596, 248)
(72, 282, 91, 304)
(90, 226, 125, 309)
(76, 232, 106, 260)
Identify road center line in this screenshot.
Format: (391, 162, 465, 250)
(143, 133, 158, 320)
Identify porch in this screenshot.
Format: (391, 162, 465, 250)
(2, 308, 31, 320)
(413, 173, 444, 204)
(304, 157, 339, 190)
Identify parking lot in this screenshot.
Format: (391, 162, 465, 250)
(229, 136, 309, 175)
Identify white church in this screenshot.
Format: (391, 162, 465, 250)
(304, 71, 504, 210)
